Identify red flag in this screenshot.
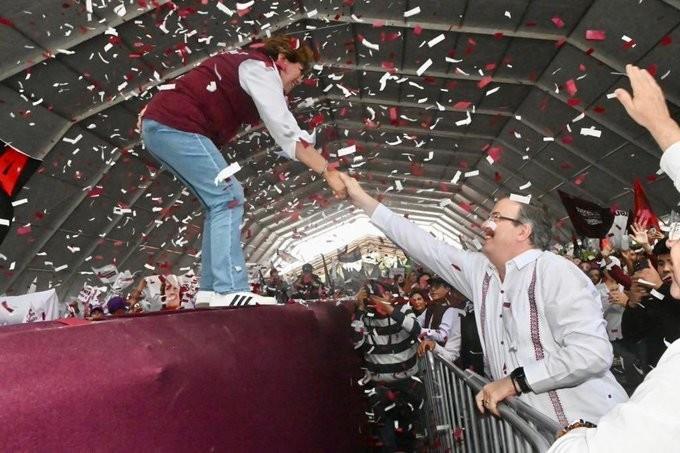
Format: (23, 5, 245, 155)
(632, 179, 660, 232)
(0, 140, 40, 246)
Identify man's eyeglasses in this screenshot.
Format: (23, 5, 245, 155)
(488, 212, 523, 225)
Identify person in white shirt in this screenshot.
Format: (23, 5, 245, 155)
(337, 172, 628, 426)
(410, 285, 463, 363)
(545, 63, 680, 452)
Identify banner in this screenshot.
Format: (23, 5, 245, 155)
(0, 140, 40, 245)
(0, 288, 60, 326)
(558, 190, 614, 238)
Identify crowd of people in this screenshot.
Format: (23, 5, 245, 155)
(346, 64, 680, 452)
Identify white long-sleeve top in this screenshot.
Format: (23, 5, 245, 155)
(238, 59, 316, 161)
(417, 307, 463, 362)
(371, 204, 628, 425)
(548, 339, 680, 452)
(659, 141, 680, 193)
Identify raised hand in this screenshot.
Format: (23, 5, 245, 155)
(629, 221, 651, 251)
(615, 64, 680, 150)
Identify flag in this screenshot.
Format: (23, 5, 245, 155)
(558, 190, 614, 238)
(632, 179, 660, 232)
(91, 264, 119, 284)
(605, 210, 630, 249)
(0, 140, 40, 245)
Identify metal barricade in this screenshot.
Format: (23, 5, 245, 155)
(421, 351, 561, 453)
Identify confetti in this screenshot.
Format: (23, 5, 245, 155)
(11, 198, 28, 207)
(337, 144, 356, 156)
(464, 170, 479, 177)
(404, 6, 421, 17)
(361, 38, 379, 51)
(427, 34, 445, 48)
(510, 194, 531, 204)
(416, 59, 433, 76)
(580, 126, 602, 138)
(216, 2, 234, 16)
(585, 30, 606, 41)
(214, 162, 242, 185)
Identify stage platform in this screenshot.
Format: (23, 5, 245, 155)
(0, 302, 363, 452)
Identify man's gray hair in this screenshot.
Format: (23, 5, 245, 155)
(514, 199, 553, 250)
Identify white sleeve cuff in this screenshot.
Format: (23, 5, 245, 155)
(370, 204, 393, 226)
(659, 141, 680, 193)
(523, 360, 552, 394)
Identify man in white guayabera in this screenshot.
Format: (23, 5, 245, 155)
(337, 172, 628, 426)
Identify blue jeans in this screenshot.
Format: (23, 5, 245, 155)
(141, 119, 249, 294)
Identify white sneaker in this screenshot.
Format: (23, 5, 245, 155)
(209, 291, 277, 307)
(195, 290, 215, 308)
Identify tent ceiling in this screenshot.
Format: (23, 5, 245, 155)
(1, 0, 679, 299)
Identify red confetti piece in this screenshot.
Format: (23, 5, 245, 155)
(560, 162, 574, 170)
(465, 38, 477, 55)
(453, 101, 472, 110)
(372, 19, 385, 28)
(565, 79, 578, 97)
(88, 186, 104, 198)
(459, 202, 473, 213)
(561, 135, 574, 145)
(573, 173, 588, 186)
(593, 105, 606, 114)
(660, 35, 672, 46)
(0, 16, 15, 27)
(307, 113, 325, 128)
(579, 64, 587, 72)
(494, 172, 502, 183)
(647, 174, 658, 182)
(388, 107, 399, 126)
(413, 25, 423, 36)
(555, 38, 567, 48)
(567, 98, 581, 106)
(646, 64, 658, 77)
(585, 30, 606, 41)
(477, 76, 493, 89)
(493, 32, 504, 40)
(487, 146, 503, 161)
(16, 225, 32, 236)
(410, 162, 425, 177)
(551, 16, 565, 29)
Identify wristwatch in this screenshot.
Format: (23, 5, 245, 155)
(510, 367, 532, 394)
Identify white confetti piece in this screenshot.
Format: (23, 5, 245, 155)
(158, 83, 176, 91)
(606, 92, 617, 99)
(67, 246, 80, 253)
(505, 10, 512, 18)
(361, 38, 379, 51)
(543, 137, 554, 142)
(216, 2, 234, 15)
(206, 81, 217, 92)
(650, 289, 665, 300)
(214, 162, 242, 185)
(416, 59, 433, 76)
(113, 3, 126, 16)
(485, 86, 500, 96)
(404, 6, 421, 17)
(11, 198, 27, 207)
(455, 111, 472, 126)
(10, 261, 16, 271)
(144, 263, 155, 271)
(510, 193, 532, 204)
(572, 112, 585, 122)
(395, 180, 404, 191)
(439, 198, 453, 208)
(307, 9, 318, 17)
(0, 219, 10, 227)
(427, 34, 445, 48)
(580, 126, 602, 138)
(424, 151, 434, 161)
(54, 264, 68, 272)
(63, 134, 82, 144)
(236, 1, 254, 9)
(486, 155, 495, 165)
(337, 144, 356, 156)
(464, 170, 479, 177)
(451, 170, 462, 184)
(519, 181, 532, 190)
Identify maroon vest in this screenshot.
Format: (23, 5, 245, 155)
(143, 49, 274, 146)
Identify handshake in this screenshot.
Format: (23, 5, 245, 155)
(320, 169, 381, 216)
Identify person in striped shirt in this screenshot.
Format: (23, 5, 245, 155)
(351, 280, 424, 451)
